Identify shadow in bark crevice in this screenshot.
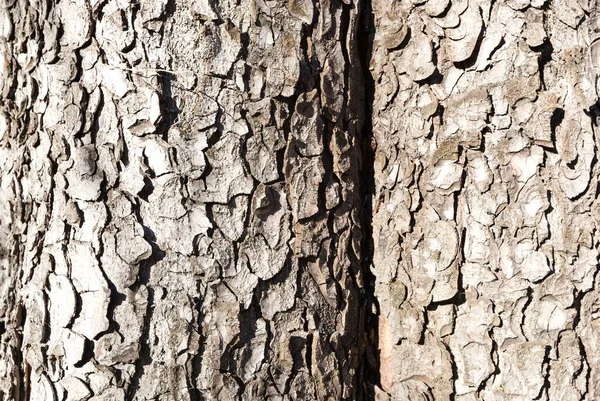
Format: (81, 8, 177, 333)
(357, 0, 380, 398)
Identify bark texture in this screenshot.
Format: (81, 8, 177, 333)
(0, 0, 369, 400)
(1, 0, 600, 400)
(370, 0, 600, 399)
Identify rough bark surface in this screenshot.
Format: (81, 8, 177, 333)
(370, 0, 600, 399)
(1, 0, 600, 400)
(0, 0, 369, 400)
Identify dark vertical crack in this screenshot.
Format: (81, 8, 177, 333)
(534, 345, 552, 400)
(356, 0, 379, 398)
(188, 293, 204, 401)
(126, 212, 163, 398)
(520, 286, 534, 341)
(533, 38, 553, 91)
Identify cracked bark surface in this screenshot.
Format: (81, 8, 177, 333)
(371, 0, 600, 399)
(0, 0, 368, 400)
(1, 0, 600, 400)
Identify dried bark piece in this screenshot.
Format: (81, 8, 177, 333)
(319, 44, 345, 117)
(97, 6, 134, 53)
(101, 231, 139, 291)
(445, 88, 492, 142)
(578, 287, 600, 399)
(524, 9, 547, 47)
(557, 119, 594, 199)
(525, 295, 575, 338)
(384, 332, 453, 399)
(57, 376, 92, 401)
(246, 126, 285, 183)
(56, 0, 91, 49)
(526, 91, 558, 147)
(443, 4, 483, 63)
(140, 207, 212, 256)
(116, 222, 152, 265)
(424, 220, 459, 270)
(506, 0, 531, 10)
(512, 240, 552, 283)
(241, 183, 292, 280)
(402, 32, 437, 81)
(22, 290, 47, 349)
(449, 298, 499, 395)
(30, 372, 56, 401)
(195, 22, 242, 77)
(211, 196, 249, 242)
(286, 156, 324, 221)
(291, 89, 324, 157)
(475, 27, 503, 71)
(65, 146, 103, 201)
(570, 246, 597, 292)
(68, 243, 110, 340)
(386, 303, 425, 344)
(50, 328, 86, 367)
(289, 0, 314, 24)
(464, 218, 492, 263)
(554, 0, 584, 28)
(548, 331, 587, 401)
(433, 2, 462, 29)
(410, 220, 460, 302)
(493, 342, 547, 398)
(192, 0, 220, 20)
(48, 274, 77, 328)
(379, 11, 409, 49)
(139, 0, 168, 22)
(467, 154, 493, 193)
(231, 318, 268, 381)
(509, 145, 544, 183)
(591, 39, 600, 74)
(95, 330, 138, 365)
(88, 388, 126, 401)
(99, 65, 133, 98)
(201, 133, 255, 203)
(428, 159, 464, 192)
(143, 138, 172, 176)
(260, 261, 298, 320)
(97, 287, 147, 365)
(426, 0, 450, 17)
(169, 127, 209, 179)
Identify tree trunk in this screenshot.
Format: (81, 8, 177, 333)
(370, 0, 600, 399)
(1, 0, 600, 400)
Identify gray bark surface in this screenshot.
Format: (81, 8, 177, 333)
(0, 0, 599, 400)
(0, 0, 368, 400)
(370, 0, 600, 399)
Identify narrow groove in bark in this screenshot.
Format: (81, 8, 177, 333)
(534, 345, 552, 400)
(356, 0, 379, 397)
(189, 293, 204, 401)
(127, 285, 155, 399)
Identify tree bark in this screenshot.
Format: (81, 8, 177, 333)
(1, 0, 600, 400)
(370, 0, 600, 399)
(0, 0, 371, 399)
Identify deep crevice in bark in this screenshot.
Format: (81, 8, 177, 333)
(356, 0, 379, 398)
